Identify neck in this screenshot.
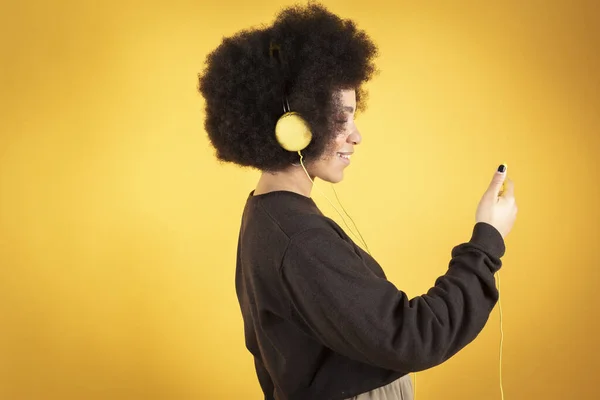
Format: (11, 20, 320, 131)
(254, 165, 314, 197)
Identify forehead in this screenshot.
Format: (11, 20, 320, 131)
(338, 89, 356, 105)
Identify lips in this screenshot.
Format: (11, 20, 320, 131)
(337, 151, 353, 163)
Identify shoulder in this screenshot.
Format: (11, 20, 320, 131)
(246, 191, 346, 240)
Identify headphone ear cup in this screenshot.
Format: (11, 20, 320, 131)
(275, 112, 312, 152)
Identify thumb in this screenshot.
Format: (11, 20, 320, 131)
(487, 163, 507, 197)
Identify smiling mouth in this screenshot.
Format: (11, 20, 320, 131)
(336, 152, 353, 164)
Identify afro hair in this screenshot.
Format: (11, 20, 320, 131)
(198, 2, 378, 171)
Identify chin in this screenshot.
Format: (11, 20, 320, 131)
(321, 171, 344, 184)
(312, 159, 347, 183)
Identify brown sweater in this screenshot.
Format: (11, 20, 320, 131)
(235, 190, 505, 400)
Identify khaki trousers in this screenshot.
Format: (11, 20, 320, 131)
(346, 374, 413, 400)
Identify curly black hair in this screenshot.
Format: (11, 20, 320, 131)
(198, 2, 378, 171)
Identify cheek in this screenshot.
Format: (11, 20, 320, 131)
(320, 136, 346, 165)
(334, 132, 348, 147)
(316, 130, 349, 163)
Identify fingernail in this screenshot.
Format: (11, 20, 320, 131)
(498, 164, 507, 173)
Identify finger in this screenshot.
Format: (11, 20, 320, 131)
(488, 164, 507, 197)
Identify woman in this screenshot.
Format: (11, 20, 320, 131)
(198, 3, 517, 400)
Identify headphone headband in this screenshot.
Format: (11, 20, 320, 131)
(270, 40, 312, 153)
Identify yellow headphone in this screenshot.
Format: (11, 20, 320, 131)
(275, 101, 312, 152)
(270, 41, 313, 153)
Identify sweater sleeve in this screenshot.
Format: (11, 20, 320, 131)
(278, 222, 504, 373)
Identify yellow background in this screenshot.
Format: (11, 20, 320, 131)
(1, 0, 599, 399)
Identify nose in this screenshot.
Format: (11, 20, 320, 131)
(347, 127, 362, 145)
